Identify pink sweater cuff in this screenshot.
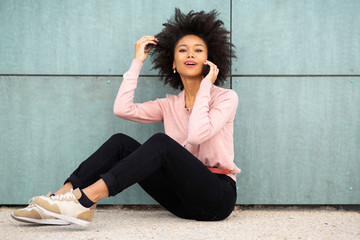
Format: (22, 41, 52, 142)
(128, 59, 143, 77)
(200, 76, 213, 89)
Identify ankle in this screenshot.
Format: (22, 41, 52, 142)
(82, 179, 109, 202)
(55, 182, 73, 195)
(78, 189, 96, 208)
(82, 188, 100, 203)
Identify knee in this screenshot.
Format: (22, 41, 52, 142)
(109, 133, 127, 142)
(108, 133, 141, 150)
(149, 133, 168, 142)
(108, 133, 137, 146)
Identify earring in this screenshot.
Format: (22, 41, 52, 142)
(173, 67, 176, 74)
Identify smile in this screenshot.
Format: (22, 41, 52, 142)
(184, 61, 197, 67)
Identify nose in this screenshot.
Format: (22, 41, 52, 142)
(187, 51, 194, 58)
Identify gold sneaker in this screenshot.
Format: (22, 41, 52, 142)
(34, 188, 96, 227)
(11, 193, 70, 225)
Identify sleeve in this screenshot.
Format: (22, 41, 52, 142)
(113, 59, 164, 123)
(187, 77, 238, 145)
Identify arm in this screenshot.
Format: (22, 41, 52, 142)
(187, 68, 238, 145)
(113, 36, 164, 123)
(113, 59, 164, 123)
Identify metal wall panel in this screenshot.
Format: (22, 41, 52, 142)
(0, 0, 231, 204)
(232, 0, 360, 75)
(0, 76, 178, 204)
(233, 77, 359, 204)
(1, 0, 359, 205)
(0, 0, 230, 75)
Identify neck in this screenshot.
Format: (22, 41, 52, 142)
(181, 75, 202, 108)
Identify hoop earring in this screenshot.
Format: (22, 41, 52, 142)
(173, 67, 176, 74)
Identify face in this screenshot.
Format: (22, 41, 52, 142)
(173, 35, 208, 79)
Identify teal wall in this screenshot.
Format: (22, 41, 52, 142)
(0, 0, 359, 205)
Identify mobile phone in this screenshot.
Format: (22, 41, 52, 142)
(203, 64, 210, 77)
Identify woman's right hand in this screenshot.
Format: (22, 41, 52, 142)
(134, 36, 158, 63)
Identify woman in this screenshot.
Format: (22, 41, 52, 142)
(11, 8, 240, 226)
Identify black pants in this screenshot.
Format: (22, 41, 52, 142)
(66, 133, 237, 221)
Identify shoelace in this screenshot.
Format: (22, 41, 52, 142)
(25, 192, 54, 209)
(26, 198, 36, 209)
(50, 189, 75, 200)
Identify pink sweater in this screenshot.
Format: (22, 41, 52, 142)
(114, 59, 241, 181)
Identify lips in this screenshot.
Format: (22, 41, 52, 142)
(184, 60, 197, 67)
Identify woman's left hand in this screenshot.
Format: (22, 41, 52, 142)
(204, 60, 219, 84)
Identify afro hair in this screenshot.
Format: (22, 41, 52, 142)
(151, 8, 236, 90)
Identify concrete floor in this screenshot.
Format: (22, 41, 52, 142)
(1, 205, 359, 240)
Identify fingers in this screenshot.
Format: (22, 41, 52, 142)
(136, 36, 158, 48)
(134, 36, 158, 62)
(204, 60, 217, 68)
(204, 60, 219, 84)
(138, 35, 158, 42)
(204, 60, 219, 73)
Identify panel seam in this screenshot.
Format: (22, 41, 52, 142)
(230, 0, 233, 89)
(1, 74, 360, 78)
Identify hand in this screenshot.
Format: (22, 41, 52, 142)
(204, 60, 219, 84)
(134, 36, 158, 63)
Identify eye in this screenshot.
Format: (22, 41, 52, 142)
(195, 49, 203, 52)
(179, 49, 187, 52)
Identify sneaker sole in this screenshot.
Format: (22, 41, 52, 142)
(34, 203, 91, 227)
(11, 213, 71, 225)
